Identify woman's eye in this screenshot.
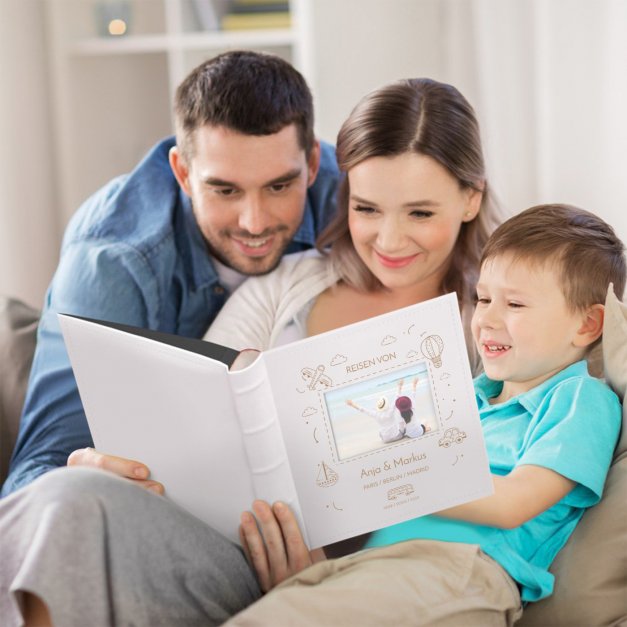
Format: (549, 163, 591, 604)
(410, 210, 434, 219)
(352, 204, 377, 214)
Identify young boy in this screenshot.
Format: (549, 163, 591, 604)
(226, 204, 625, 626)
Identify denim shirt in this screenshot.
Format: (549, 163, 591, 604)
(2, 136, 340, 496)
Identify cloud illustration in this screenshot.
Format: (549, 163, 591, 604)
(302, 406, 318, 418)
(381, 335, 397, 346)
(330, 354, 347, 366)
(406, 350, 419, 359)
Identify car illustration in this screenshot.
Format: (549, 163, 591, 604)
(387, 484, 415, 500)
(438, 427, 467, 447)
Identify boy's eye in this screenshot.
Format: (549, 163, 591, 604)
(508, 302, 524, 309)
(476, 297, 490, 305)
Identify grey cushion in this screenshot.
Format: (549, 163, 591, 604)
(518, 287, 627, 626)
(0, 297, 39, 485)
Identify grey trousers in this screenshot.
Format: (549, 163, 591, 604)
(0, 467, 261, 627)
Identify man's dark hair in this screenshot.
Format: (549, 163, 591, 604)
(174, 50, 314, 161)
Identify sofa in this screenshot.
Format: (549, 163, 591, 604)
(0, 292, 625, 626)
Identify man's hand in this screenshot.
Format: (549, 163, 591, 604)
(67, 448, 164, 494)
(239, 500, 325, 593)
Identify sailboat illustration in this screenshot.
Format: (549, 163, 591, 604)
(316, 461, 339, 487)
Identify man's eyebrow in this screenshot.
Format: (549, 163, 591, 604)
(204, 176, 238, 187)
(203, 168, 303, 188)
(265, 168, 303, 186)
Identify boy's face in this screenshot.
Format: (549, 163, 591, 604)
(471, 253, 588, 398)
(170, 124, 320, 276)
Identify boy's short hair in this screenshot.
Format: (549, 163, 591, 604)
(481, 204, 626, 310)
(174, 50, 314, 161)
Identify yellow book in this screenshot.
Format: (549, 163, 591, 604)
(221, 11, 291, 30)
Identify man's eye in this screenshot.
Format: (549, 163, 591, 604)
(215, 188, 238, 197)
(269, 183, 290, 193)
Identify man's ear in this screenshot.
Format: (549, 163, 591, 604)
(169, 146, 192, 196)
(306, 140, 321, 188)
(573, 304, 605, 348)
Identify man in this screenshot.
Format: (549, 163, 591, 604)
(1, 50, 339, 497)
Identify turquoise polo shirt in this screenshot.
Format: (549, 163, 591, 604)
(366, 361, 621, 602)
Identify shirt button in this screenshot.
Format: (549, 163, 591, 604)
(213, 285, 225, 295)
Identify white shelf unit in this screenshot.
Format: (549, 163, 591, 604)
(45, 0, 309, 223)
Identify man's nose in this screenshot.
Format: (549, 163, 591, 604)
(238, 196, 270, 235)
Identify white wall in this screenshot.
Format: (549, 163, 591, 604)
(0, 0, 60, 307)
(306, 0, 627, 256)
(1, 0, 626, 307)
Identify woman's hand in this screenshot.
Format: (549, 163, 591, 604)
(239, 500, 325, 593)
(67, 448, 164, 494)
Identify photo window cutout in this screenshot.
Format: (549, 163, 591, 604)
(322, 362, 438, 461)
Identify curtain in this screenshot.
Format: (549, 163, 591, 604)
(446, 0, 627, 256)
(0, 0, 60, 308)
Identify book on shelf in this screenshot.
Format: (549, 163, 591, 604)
(230, 2, 289, 13)
(59, 292, 492, 549)
(191, 0, 220, 31)
(220, 11, 290, 30)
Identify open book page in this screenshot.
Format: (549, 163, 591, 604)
(263, 293, 492, 548)
(59, 315, 254, 544)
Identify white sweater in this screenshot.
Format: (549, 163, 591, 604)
(204, 251, 339, 351)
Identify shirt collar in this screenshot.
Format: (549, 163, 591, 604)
(292, 192, 316, 246)
(475, 360, 590, 412)
(177, 190, 220, 291)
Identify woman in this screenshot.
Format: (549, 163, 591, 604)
(197, 75, 500, 612)
(3, 78, 501, 627)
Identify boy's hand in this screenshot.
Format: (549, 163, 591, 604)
(239, 500, 324, 592)
(67, 448, 164, 494)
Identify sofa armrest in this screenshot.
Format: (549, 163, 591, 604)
(0, 296, 39, 485)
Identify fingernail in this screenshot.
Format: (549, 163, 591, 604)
(148, 484, 163, 494)
(134, 466, 148, 479)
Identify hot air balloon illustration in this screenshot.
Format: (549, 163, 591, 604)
(421, 334, 444, 367)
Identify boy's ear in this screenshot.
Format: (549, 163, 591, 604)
(573, 304, 605, 348)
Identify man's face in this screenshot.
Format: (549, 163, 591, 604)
(170, 124, 320, 275)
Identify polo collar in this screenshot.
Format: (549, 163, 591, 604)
(475, 360, 589, 413)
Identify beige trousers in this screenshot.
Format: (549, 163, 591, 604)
(227, 540, 523, 627)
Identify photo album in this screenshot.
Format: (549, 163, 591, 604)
(59, 292, 492, 548)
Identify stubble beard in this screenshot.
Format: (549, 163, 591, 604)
(206, 227, 294, 276)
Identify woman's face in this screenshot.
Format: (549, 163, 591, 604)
(347, 153, 481, 295)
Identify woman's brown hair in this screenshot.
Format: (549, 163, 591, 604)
(317, 78, 501, 307)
